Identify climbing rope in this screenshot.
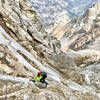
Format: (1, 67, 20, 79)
(5, 85, 8, 100)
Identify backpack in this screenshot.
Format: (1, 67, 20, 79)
(40, 72, 47, 78)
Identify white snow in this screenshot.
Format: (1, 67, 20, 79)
(0, 74, 29, 83)
(67, 80, 94, 91)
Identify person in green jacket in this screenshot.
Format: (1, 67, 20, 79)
(33, 72, 43, 82)
(31, 72, 48, 85)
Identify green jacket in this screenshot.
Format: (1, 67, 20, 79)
(33, 75, 43, 82)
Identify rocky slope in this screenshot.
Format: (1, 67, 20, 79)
(53, 2, 100, 51)
(29, 0, 70, 30)
(0, 0, 100, 100)
(30, 0, 100, 30)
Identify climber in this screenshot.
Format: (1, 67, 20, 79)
(30, 71, 48, 85)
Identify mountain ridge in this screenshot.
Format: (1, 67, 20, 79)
(30, 0, 100, 30)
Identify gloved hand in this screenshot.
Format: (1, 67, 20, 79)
(32, 80, 35, 82)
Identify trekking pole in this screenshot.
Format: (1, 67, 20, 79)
(5, 84, 8, 100)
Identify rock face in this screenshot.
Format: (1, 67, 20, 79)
(29, 0, 100, 31)
(0, 0, 100, 100)
(0, 0, 46, 47)
(53, 2, 100, 52)
(29, 0, 70, 30)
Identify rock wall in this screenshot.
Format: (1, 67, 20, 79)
(0, 0, 100, 100)
(53, 3, 100, 52)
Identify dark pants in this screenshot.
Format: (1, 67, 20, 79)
(40, 76, 46, 83)
(40, 76, 48, 85)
